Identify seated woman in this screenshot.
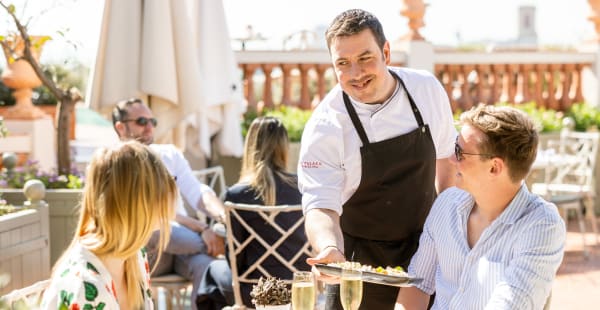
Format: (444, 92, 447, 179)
(197, 116, 309, 309)
(41, 141, 177, 309)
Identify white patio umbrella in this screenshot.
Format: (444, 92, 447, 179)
(86, 0, 245, 157)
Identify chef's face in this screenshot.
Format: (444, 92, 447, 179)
(330, 29, 392, 104)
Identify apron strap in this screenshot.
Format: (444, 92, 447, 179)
(342, 70, 427, 147)
(342, 92, 370, 146)
(394, 71, 426, 128)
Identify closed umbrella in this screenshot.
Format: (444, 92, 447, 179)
(86, 0, 244, 157)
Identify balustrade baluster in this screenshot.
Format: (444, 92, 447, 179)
(507, 64, 518, 104)
(261, 64, 276, 109)
(475, 64, 491, 105)
(574, 63, 586, 103)
(516, 64, 532, 104)
(315, 64, 331, 107)
(546, 64, 559, 110)
(534, 64, 546, 108)
(560, 63, 575, 110)
(462, 64, 475, 109)
(298, 64, 312, 110)
(281, 64, 295, 107)
(242, 64, 260, 110)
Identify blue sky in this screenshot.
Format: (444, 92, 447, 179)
(0, 0, 594, 67)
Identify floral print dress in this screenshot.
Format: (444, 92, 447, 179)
(41, 243, 153, 309)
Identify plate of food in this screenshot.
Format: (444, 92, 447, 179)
(315, 262, 422, 287)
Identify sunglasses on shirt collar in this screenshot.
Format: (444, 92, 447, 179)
(122, 117, 158, 127)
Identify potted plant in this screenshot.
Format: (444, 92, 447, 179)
(250, 277, 291, 310)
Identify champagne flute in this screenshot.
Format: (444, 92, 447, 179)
(292, 271, 315, 310)
(340, 267, 363, 310)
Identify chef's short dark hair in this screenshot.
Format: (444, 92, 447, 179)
(325, 9, 387, 51)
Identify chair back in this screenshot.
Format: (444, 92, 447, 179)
(545, 130, 600, 193)
(0, 279, 50, 309)
(193, 166, 227, 199)
(182, 165, 227, 220)
(224, 202, 312, 308)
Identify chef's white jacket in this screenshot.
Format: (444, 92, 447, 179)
(298, 67, 456, 215)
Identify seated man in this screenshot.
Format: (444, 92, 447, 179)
(395, 105, 566, 310)
(112, 98, 226, 310)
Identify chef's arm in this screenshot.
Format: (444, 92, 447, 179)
(305, 208, 346, 264)
(435, 157, 455, 194)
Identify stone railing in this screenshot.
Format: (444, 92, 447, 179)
(434, 51, 596, 112)
(235, 49, 596, 113)
(236, 50, 407, 111)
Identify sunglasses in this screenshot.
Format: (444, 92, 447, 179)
(454, 137, 494, 161)
(122, 117, 158, 127)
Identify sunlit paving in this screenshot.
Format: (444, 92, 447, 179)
(2, 0, 600, 309)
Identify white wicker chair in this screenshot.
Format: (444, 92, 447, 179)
(1, 279, 50, 309)
(532, 130, 600, 256)
(224, 202, 313, 309)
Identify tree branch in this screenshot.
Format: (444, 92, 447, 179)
(0, 0, 65, 101)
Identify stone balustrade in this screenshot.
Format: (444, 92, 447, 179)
(236, 50, 406, 111)
(235, 49, 596, 113)
(434, 51, 595, 112)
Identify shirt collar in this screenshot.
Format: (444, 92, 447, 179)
(454, 183, 532, 225)
(495, 183, 532, 225)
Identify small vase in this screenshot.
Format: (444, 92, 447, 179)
(255, 304, 291, 310)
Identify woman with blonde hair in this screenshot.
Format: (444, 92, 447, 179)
(41, 141, 177, 309)
(197, 116, 309, 309)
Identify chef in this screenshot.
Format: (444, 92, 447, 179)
(298, 9, 456, 309)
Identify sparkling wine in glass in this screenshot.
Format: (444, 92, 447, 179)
(292, 271, 315, 310)
(340, 267, 363, 310)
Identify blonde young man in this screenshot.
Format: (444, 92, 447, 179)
(396, 105, 566, 309)
(112, 98, 225, 310)
(298, 9, 456, 309)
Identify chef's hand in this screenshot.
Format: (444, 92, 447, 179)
(306, 246, 346, 284)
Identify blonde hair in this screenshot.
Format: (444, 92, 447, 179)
(239, 116, 295, 206)
(58, 141, 176, 308)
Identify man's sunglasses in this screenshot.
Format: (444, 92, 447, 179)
(122, 117, 158, 127)
(454, 137, 493, 161)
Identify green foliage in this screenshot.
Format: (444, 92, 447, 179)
(500, 102, 564, 133)
(453, 102, 564, 133)
(452, 102, 600, 133)
(0, 159, 84, 189)
(566, 103, 600, 132)
(243, 106, 312, 142)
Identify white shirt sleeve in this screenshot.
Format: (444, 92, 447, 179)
(297, 110, 345, 215)
(151, 144, 214, 215)
(430, 76, 457, 159)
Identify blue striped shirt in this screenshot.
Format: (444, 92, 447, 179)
(409, 184, 566, 310)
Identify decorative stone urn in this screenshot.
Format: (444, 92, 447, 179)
(0, 34, 50, 120)
(400, 0, 427, 41)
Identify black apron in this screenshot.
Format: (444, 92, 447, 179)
(326, 71, 437, 310)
